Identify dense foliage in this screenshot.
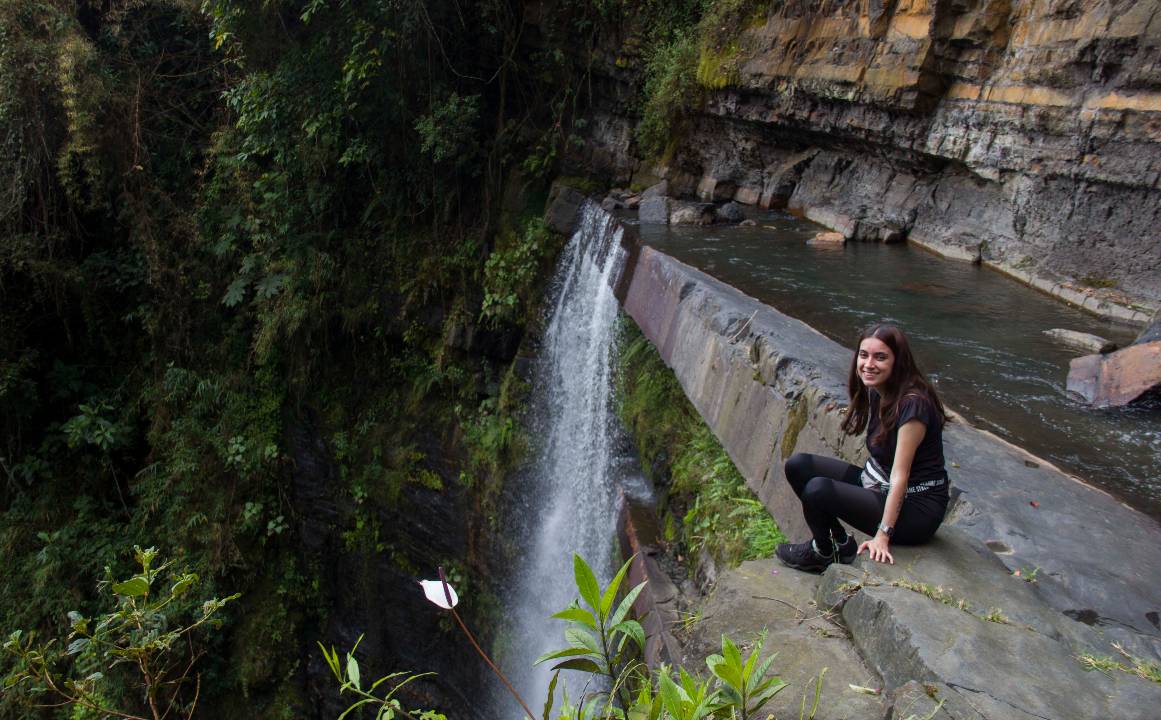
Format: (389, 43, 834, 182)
(0, 0, 594, 716)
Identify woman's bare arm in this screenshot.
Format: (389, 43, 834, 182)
(859, 419, 926, 563)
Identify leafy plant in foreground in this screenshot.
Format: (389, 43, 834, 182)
(318, 635, 446, 720)
(705, 631, 787, 720)
(2, 546, 237, 720)
(536, 554, 648, 710)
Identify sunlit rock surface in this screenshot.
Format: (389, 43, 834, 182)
(568, 0, 1161, 320)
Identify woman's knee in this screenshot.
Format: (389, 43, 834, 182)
(801, 476, 837, 509)
(784, 453, 813, 490)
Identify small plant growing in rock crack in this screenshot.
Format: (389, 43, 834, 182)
(981, 607, 1009, 624)
(891, 580, 971, 611)
(1077, 643, 1161, 685)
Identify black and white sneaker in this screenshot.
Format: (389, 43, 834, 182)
(775, 540, 834, 573)
(833, 534, 858, 564)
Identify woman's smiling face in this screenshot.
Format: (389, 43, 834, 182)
(857, 337, 895, 390)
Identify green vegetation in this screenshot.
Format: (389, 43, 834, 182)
(1078, 644, 1161, 685)
(535, 554, 815, 720)
(3, 547, 236, 719)
(615, 321, 784, 567)
(890, 580, 971, 612)
(631, 0, 769, 159)
(1, 0, 583, 716)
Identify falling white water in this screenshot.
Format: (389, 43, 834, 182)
(490, 202, 629, 718)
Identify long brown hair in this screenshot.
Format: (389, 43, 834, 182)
(841, 324, 946, 446)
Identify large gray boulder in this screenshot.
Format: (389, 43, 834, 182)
(638, 196, 670, 224)
(545, 183, 586, 235)
(714, 201, 746, 223)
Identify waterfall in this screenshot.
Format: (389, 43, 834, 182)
(490, 202, 629, 718)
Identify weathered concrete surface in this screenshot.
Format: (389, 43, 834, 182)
(558, 0, 1161, 320)
(615, 241, 1161, 663)
(1066, 340, 1161, 407)
(681, 561, 885, 720)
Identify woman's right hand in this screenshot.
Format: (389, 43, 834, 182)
(859, 533, 894, 564)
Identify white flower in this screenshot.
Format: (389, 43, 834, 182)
(418, 579, 459, 609)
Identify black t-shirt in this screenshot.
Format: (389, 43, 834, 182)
(867, 390, 948, 494)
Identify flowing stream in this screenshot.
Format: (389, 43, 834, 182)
(491, 202, 641, 718)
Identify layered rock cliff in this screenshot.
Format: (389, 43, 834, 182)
(563, 0, 1161, 321)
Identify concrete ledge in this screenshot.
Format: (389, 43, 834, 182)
(612, 233, 1161, 661)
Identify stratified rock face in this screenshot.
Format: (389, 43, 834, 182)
(575, 0, 1161, 317)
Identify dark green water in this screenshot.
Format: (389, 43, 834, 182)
(630, 211, 1161, 518)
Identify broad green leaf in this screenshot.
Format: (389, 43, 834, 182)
(552, 607, 597, 630)
(222, 277, 247, 307)
(742, 632, 766, 685)
(722, 635, 742, 675)
(706, 653, 741, 693)
(66, 638, 89, 655)
(111, 577, 149, 597)
(600, 556, 634, 621)
(346, 654, 361, 690)
(752, 653, 778, 693)
(573, 554, 601, 612)
(550, 658, 603, 674)
(609, 581, 647, 628)
(658, 672, 687, 715)
(170, 574, 197, 598)
(612, 619, 645, 652)
(748, 678, 787, 708)
(565, 627, 602, 654)
(534, 646, 594, 665)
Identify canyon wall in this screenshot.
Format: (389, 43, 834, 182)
(570, 0, 1161, 321)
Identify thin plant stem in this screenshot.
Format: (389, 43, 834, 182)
(438, 567, 536, 720)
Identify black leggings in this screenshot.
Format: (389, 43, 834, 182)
(784, 453, 947, 548)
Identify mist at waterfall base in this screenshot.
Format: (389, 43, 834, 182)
(486, 204, 649, 719)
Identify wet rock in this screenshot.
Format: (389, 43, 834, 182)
(641, 180, 669, 199)
(624, 194, 641, 210)
(638, 196, 670, 224)
(733, 186, 760, 205)
(668, 201, 714, 225)
(1135, 312, 1161, 345)
(601, 195, 624, 212)
(714, 201, 746, 223)
(1044, 328, 1117, 354)
(1067, 341, 1161, 407)
(809, 231, 846, 245)
(545, 183, 586, 236)
(738, 218, 757, 226)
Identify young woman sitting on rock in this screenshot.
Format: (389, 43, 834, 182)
(776, 323, 950, 572)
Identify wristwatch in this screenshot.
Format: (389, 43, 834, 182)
(878, 522, 895, 538)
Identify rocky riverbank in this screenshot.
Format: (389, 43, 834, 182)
(544, 0, 1161, 323)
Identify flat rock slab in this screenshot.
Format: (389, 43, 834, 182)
(681, 560, 885, 720)
(817, 527, 1108, 654)
(842, 584, 1161, 720)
